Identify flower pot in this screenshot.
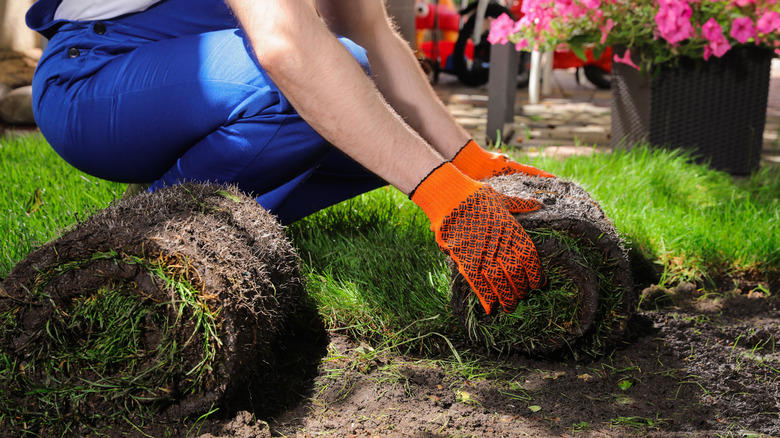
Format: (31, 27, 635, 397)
(610, 46, 773, 175)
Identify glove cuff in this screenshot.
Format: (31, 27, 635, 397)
(410, 162, 481, 226)
(451, 139, 501, 181)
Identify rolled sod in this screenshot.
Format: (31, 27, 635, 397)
(450, 174, 637, 358)
(0, 183, 303, 432)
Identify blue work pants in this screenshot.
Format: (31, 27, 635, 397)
(27, 0, 386, 224)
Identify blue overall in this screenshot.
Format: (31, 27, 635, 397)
(27, 0, 386, 224)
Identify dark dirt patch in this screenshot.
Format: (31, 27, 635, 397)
(3, 284, 778, 438)
(259, 286, 779, 438)
(163, 285, 779, 438)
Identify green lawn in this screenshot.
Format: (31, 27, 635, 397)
(0, 133, 126, 275)
(2, 132, 778, 350)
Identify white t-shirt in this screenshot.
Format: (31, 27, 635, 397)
(54, 0, 162, 21)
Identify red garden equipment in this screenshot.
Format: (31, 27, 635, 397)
(416, 0, 613, 89)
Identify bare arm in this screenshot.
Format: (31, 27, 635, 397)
(317, 0, 472, 159)
(224, 0, 444, 194)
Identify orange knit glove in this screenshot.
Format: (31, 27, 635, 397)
(411, 163, 546, 314)
(452, 140, 554, 181)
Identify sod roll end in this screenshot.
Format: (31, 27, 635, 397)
(0, 183, 304, 433)
(450, 174, 637, 358)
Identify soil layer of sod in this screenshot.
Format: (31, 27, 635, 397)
(0, 183, 306, 435)
(451, 174, 637, 358)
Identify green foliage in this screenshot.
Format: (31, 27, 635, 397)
(500, 0, 779, 70)
(0, 133, 125, 277)
(288, 188, 627, 358)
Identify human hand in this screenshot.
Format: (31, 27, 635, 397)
(452, 140, 555, 181)
(411, 163, 545, 314)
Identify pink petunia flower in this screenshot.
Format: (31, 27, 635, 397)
(556, 0, 586, 19)
(757, 11, 780, 34)
(655, 0, 694, 44)
(581, 0, 602, 10)
(700, 17, 731, 60)
(520, 0, 546, 16)
(515, 38, 530, 51)
(488, 13, 515, 45)
(613, 48, 640, 70)
(701, 17, 724, 41)
(730, 16, 757, 44)
(704, 35, 731, 59)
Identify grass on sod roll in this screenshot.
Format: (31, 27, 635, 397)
(0, 251, 221, 433)
(289, 190, 626, 357)
(458, 228, 626, 357)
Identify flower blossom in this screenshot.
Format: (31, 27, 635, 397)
(485, 0, 779, 70)
(701, 18, 731, 59)
(600, 18, 615, 44)
(613, 48, 640, 70)
(704, 36, 731, 59)
(730, 16, 757, 43)
(520, 0, 547, 16)
(757, 10, 780, 34)
(655, 0, 694, 44)
(555, 0, 585, 18)
(702, 17, 723, 40)
(517, 0, 556, 37)
(488, 13, 515, 45)
(581, 0, 602, 10)
(515, 38, 530, 51)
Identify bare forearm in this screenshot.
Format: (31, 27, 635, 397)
(363, 29, 472, 159)
(225, 0, 444, 194)
(317, 0, 471, 158)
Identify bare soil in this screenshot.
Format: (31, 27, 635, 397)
(184, 281, 780, 438)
